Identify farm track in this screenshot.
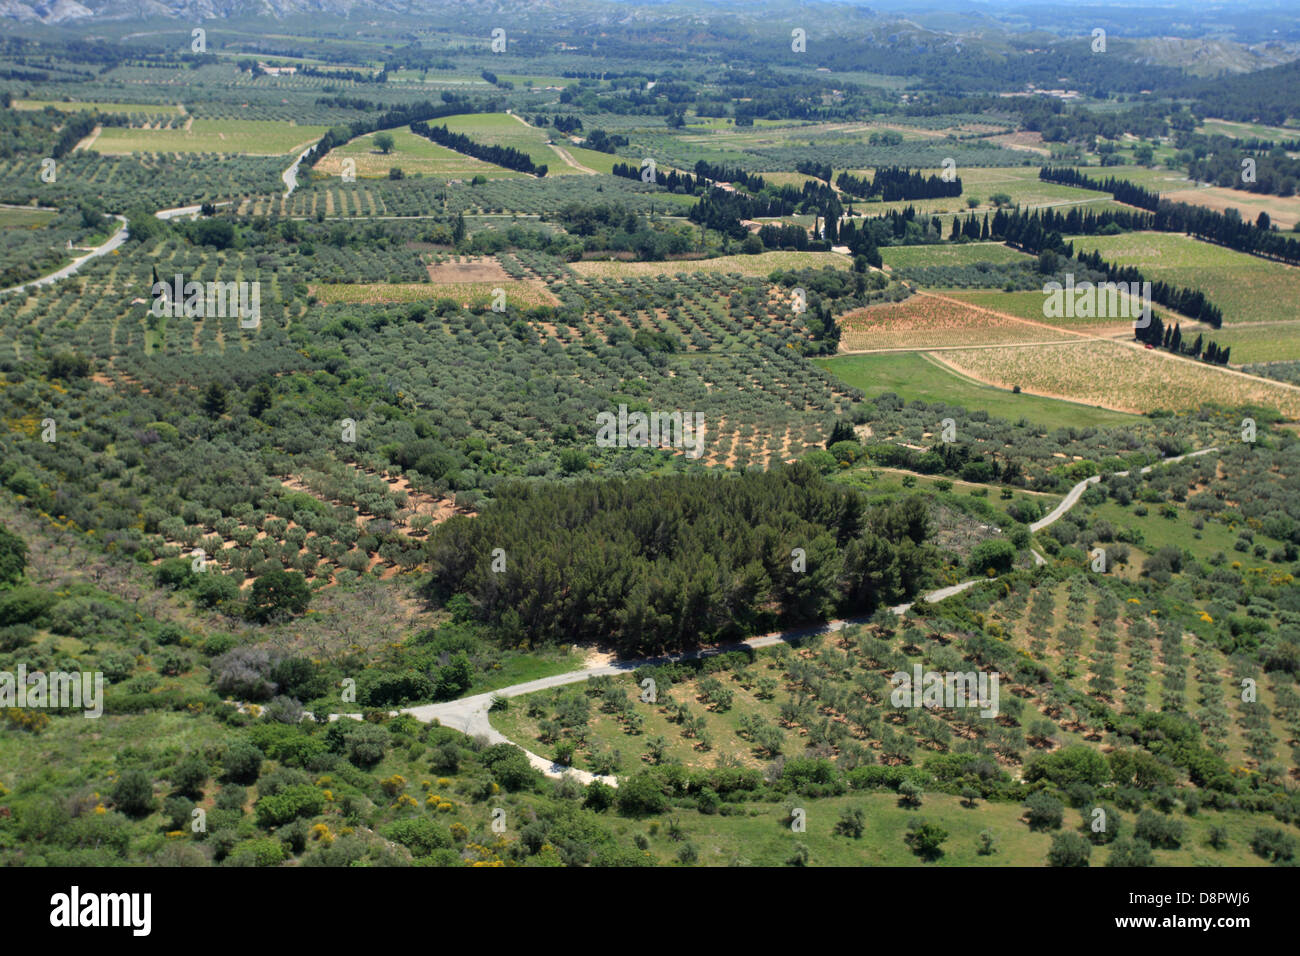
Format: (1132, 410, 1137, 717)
(324, 446, 1219, 785)
(504, 109, 598, 174)
(2, 148, 307, 295)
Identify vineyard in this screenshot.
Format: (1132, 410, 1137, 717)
(931, 341, 1300, 417)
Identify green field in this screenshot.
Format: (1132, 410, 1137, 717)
(1198, 118, 1300, 140)
(817, 351, 1139, 428)
(12, 99, 184, 114)
(440, 112, 582, 176)
(940, 289, 1143, 332)
(1071, 232, 1300, 326)
(881, 242, 1034, 270)
(92, 119, 330, 156)
(562, 145, 622, 175)
(0, 206, 57, 227)
(1208, 324, 1300, 363)
(315, 126, 522, 180)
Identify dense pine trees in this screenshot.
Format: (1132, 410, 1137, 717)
(424, 464, 936, 655)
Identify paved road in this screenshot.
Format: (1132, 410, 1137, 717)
(7, 145, 306, 295)
(0, 214, 128, 296)
(282, 148, 311, 196)
(341, 444, 1225, 784)
(327, 578, 995, 785)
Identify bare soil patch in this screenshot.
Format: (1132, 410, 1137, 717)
(427, 256, 511, 283)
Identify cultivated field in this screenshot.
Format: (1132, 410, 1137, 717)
(931, 340, 1300, 416)
(1070, 232, 1300, 326)
(880, 242, 1033, 270)
(312, 127, 522, 180)
(439, 112, 582, 176)
(91, 119, 330, 155)
(1207, 323, 1300, 363)
(941, 289, 1141, 335)
(571, 250, 851, 278)
(10, 99, 184, 114)
(816, 351, 1139, 429)
(837, 293, 1071, 351)
(309, 280, 559, 308)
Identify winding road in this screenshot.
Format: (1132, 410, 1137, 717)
(323, 444, 1223, 786)
(0, 214, 128, 296)
(9, 136, 1229, 786)
(1, 146, 308, 298)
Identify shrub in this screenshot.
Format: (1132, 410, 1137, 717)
(1047, 831, 1092, 867)
(479, 743, 538, 792)
(1133, 810, 1185, 849)
(904, 819, 948, 860)
(255, 785, 326, 828)
(618, 770, 669, 816)
(1249, 827, 1296, 863)
(226, 837, 285, 867)
(1024, 792, 1065, 831)
(111, 770, 156, 818)
(1105, 837, 1154, 867)
(245, 569, 312, 623)
(171, 754, 209, 799)
(968, 539, 1016, 576)
(382, 817, 452, 857)
(222, 741, 264, 784)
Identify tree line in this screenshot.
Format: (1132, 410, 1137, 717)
(410, 121, 546, 177)
(1134, 317, 1230, 365)
(837, 167, 962, 202)
(1040, 166, 1300, 267)
(301, 94, 480, 170)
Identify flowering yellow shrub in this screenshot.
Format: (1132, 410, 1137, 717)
(380, 774, 406, 797)
(437, 778, 451, 788)
(3, 708, 50, 733)
(393, 793, 418, 809)
(310, 823, 334, 846)
(449, 822, 469, 843)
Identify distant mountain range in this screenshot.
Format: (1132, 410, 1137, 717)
(0, 0, 389, 23)
(3, 0, 1298, 76)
